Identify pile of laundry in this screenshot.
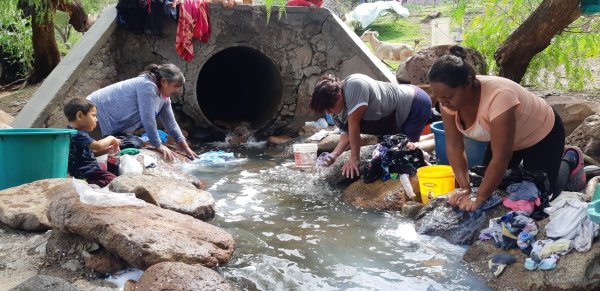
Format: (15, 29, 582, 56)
(479, 191, 599, 276)
(362, 134, 428, 184)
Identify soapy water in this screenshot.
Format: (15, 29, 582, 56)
(181, 145, 490, 290)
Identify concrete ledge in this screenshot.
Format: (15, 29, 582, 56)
(12, 5, 118, 128)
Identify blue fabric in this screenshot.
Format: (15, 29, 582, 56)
(140, 129, 168, 143)
(67, 126, 101, 179)
(87, 75, 185, 148)
(507, 181, 540, 201)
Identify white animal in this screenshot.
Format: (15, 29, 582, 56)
(360, 30, 419, 62)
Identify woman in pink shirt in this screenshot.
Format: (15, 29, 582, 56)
(428, 46, 585, 212)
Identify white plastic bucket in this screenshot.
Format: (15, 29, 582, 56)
(293, 143, 318, 168)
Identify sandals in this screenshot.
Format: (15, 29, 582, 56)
(563, 146, 586, 192)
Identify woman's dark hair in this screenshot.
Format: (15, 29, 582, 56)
(428, 46, 478, 88)
(143, 63, 185, 88)
(63, 97, 96, 121)
(310, 75, 342, 113)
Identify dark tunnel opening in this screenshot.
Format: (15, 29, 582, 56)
(196, 46, 283, 131)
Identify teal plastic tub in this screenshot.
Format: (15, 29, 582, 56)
(0, 128, 76, 190)
(430, 121, 489, 169)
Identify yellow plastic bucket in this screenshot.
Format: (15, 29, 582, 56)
(417, 165, 455, 204)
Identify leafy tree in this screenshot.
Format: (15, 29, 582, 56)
(454, 0, 600, 90)
(0, 0, 92, 84)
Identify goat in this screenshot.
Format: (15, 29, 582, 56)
(360, 30, 419, 62)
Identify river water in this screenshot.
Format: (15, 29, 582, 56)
(183, 143, 490, 291)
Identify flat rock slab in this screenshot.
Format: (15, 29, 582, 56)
(109, 175, 215, 221)
(318, 133, 378, 153)
(0, 178, 71, 231)
(124, 262, 235, 291)
(463, 219, 600, 290)
(9, 275, 78, 291)
(47, 191, 235, 270)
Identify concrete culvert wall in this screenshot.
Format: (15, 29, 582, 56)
(196, 46, 283, 131)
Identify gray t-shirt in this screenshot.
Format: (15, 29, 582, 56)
(334, 74, 415, 132)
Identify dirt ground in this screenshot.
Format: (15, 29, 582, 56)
(0, 224, 117, 290)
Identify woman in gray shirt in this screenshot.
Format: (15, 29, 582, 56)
(310, 74, 432, 177)
(87, 64, 197, 160)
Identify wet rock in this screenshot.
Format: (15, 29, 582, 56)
(46, 231, 100, 261)
(0, 178, 71, 231)
(298, 125, 321, 138)
(547, 96, 600, 135)
(267, 135, 293, 146)
(84, 249, 128, 274)
(414, 195, 509, 245)
(342, 177, 419, 210)
(8, 275, 78, 291)
(47, 192, 235, 269)
(396, 45, 487, 85)
(124, 262, 235, 291)
(463, 219, 600, 290)
(109, 175, 216, 221)
(566, 113, 600, 163)
(265, 136, 305, 158)
(321, 145, 376, 187)
(317, 133, 378, 153)
(402, 201, 424, 219)
(136, 149, 204, 186)
(61, 259, 83, 272)
(0, 109, 13, 125)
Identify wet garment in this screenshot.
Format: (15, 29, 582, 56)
(362, 134, 427, 183)
(480, 211, 538, 251)
(545, 199, 599, 252)
(502, 197, 541, 215)
(488, 253, 516, 277)
(507, 181, 540, 201)
(415, 195, 502, 245)
(176, 0, 210, 61)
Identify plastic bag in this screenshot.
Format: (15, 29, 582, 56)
(345, 1, 410, 28)
(72, 178, 146, 207)
(119, 154, 143, 175)
(141, 154, 157, 168)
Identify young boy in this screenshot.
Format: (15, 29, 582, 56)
(64, 97, 121, 187)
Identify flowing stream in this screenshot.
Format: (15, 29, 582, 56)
(183, 143, 490, 290)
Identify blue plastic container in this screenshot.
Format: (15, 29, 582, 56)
(0, 128, 76, 190)
(430, 121, 489, 169)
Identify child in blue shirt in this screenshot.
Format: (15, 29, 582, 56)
(64, 97, 120, 187)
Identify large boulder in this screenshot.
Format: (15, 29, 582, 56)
(320, 145, 376, 187)
(0, 120, 10, 128)
(317, 133, 378, 153)
(566, 113, 600, 163)
(463, 219, 600, 290)
(342, 177, 420, 210)
(47, 192, 235, 270)
(109, 175, 215, 221)
(547, 96, 600, 135)
(0, 178, 71, 231)
(124, 262, 235, 291)
(8, 275, 78, 291)
(396, 45, 487, 85)
(136, 149, 205, 187)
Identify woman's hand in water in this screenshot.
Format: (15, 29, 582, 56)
(157, 145, 176, 161)
(341, 158, 360, 179)
(178, 141, 198, 160)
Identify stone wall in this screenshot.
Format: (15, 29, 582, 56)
(15, 4, 396, 139)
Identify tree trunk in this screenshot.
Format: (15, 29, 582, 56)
(25, 0, 90, 83)
(29, 5, 61, 84)
(494, 0, 582, 83)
